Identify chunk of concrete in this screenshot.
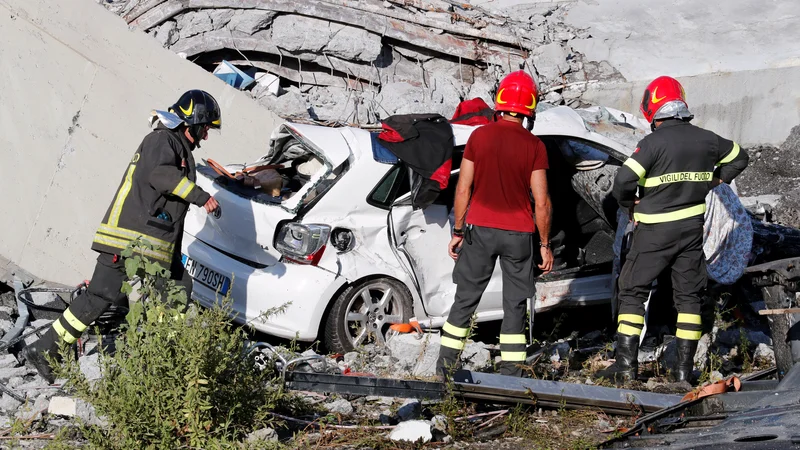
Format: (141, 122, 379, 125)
(324, 398, 354, 416)
(271, 15, 382, 62)
(207, 8, 235, 30)
(0, 366, 34, 380)
(77, 400, 107, 427)
(0, 354, 17, 369)
(177, 11, 213, 40)
(154, 21, 179, 48)
(247, 427, 278, 443)
(389, 420, 432, 443)
(80, 353, 102, 382)
(228, 10, 276, 35)
(531, 43, 570, 81)
(48, 396, 77, 417)
(387, 333, 438, 377)
(754, 343, 775, 366)
(15, 395, 49, 421)
(0, 394, 22, 412)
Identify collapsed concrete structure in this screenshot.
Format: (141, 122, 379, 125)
(0, 0, 282, 286)
(109, 0, 800, 146)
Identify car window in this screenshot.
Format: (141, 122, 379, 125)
(367, 145, 464, 210)
(367, 164, 410, 210)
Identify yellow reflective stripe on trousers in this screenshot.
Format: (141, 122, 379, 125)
(618, 323, 643, 337)
(623, 158, 646, 180)
(634, 204, 706, 224)
(719, 142, 741, 164)
(639, 171, 713, 188)
(63, 308, 88, 333)
(499, 334, 527, 344)
(500, 351, 527, 362)
(171, 177, 196, 200)
(96, 224, 174, 251)
(52, 320, 78, 344)
(93, 233, 172, 262)
(617, 314, 645, 325)
(443, 322, 469, 338)
(108, 165, 136, 227)
(676, 329, 702, 340)
(677, 313, 702, 325)
(440, 336, 465, 350)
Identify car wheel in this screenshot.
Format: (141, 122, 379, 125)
(324, 278, 413, 353)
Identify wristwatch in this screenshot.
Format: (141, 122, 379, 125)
(453, 227, 464, 237)
(540, 241, 551, 249)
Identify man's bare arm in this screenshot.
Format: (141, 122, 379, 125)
(453, 158, 475, 230)
(531, 169, 554, 272)
(531, 169, 551, 243)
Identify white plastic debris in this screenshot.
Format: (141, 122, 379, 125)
(255, 72, 280, 97)
(48, 397, 77, 417)
(389, 420, 432, 443)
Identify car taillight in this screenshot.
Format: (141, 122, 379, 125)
(275, 223, 331, 265)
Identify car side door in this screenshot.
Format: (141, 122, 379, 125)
(377, 163, 504, 319)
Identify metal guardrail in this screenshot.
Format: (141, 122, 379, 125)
(284, 369, 683, 416)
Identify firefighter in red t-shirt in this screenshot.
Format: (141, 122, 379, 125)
(436, 71, 554, 378)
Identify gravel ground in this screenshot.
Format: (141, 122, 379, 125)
(737, 125, 800, 227)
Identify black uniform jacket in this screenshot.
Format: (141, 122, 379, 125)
(91, 125, 211, 263)
(613, 120, 749, 224)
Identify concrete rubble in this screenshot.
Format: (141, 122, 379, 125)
(104, 0, 613, 125)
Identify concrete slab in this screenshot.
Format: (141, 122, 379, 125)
(564, 0, 800, 81)
(0, 0, 282, 285)
(581, 66, 800, 147)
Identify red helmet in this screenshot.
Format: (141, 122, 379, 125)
(640, 76, 688, 124)
(494, 70, 538, 117)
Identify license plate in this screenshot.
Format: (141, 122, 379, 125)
(181, 254, 231, 296)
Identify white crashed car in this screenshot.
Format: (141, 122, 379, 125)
(179, 105, 677, 352)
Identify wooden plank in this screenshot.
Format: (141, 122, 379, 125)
(758, 308, 800, 316)
(129, 0, 526, 64)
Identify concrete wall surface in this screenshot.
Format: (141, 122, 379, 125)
(566, 0, 800, 146)
(0, 0, 282, 285)
(581, 67, 800, 147)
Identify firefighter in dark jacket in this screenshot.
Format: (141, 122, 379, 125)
(436, 71, 553, 378)
(22, 90, 222, 383)
(598, 76, 749, 384)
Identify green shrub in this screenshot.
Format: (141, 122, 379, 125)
(54, 240, 286, 449)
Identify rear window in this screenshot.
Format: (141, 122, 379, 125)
(198, 137, 345, 213)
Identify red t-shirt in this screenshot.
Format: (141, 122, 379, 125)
(464, 119, 549, 233)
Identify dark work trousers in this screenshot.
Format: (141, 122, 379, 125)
(33, 252, 192, 357)
(437, 225, 535, 377)
(616, 218, 706, 341)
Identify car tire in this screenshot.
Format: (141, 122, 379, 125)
(324, 278, 413, 354)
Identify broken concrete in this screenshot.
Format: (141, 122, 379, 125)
(0, 0, 283, 286)
(386, 333, 490, 377)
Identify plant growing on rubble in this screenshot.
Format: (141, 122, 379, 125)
(53, 240, 290, 449)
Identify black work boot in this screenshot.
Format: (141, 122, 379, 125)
(497, 361, 524, 377)
(436, 348, 461, 382)
(21, 341, 59, 384)
(671, 338, 699, 383)
(595, 334, 639, 384)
